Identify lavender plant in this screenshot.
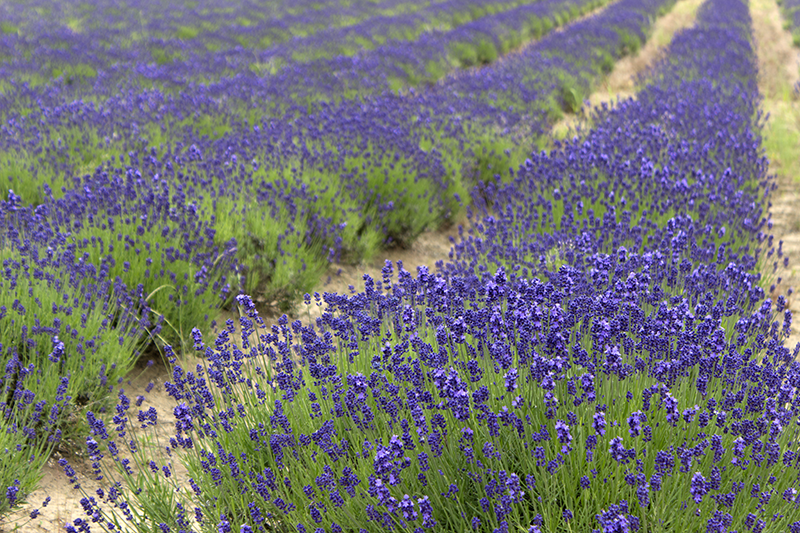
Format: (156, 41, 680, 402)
(0, 198, 153, 517)
(0, 0, 676, 339)
(57, 0, 800, 532)
(0, 210, 150, 429)
(0, 402, 56, 519)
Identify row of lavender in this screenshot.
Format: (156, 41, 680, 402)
(0, 0, 672, 370)
(0, 0, 586, 94)
(0, 0, 473, 80)
(55, 0, 800, 532)
(0, 0, 675, 521)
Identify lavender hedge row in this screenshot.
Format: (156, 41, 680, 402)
(0, 1, 672, 521)
(0, 0, 591, 96)
(57, 0, 800, 532)
(258, 0, 608, 94)
(0, 0, 489, 86)
(0, 0, 673, 519)
(0, 0, 672, 334)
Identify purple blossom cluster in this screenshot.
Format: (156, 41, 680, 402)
(0, 0, 553, 88)
(62, 3, 800, 530)
(0, 0, 675, 355)
(0, 0, 797, 529)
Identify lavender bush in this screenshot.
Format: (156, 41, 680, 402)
(777, 0, 800, 45)
(0, 0, 674, 322)
(57, 0, 800, 532)
(0, 0, 554, 90)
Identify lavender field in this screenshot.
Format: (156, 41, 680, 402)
(1, 0, 800, 530)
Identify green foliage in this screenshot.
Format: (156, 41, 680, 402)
(468, 135, 514, 190)
(83, 234, 210, 350)
(469, 5, 487, 20)
(447, 36, 507, 67)
(599, 50, 615, 74)
(175, 25, 200, 40)
(617, 29, 642, 56)
(558, 75, 584, 114)
(0, 243, 146, 446)
(351, 35, 376, 51)
(0, 125, 122, 207)
(499, 30, 523, 54)
(183, 114, 232, 140)
(541, 16, 555, 34)
(526, 15, 545, 39)
(568, 4, 581, 18)
(423, 59, 449, 84)
(449, 41, 479, 67)
(475, 38, 499, 64)
(0, 22, 18, 35)
(0, 418, 51, 520)
(50, 63, 97, 85)
(150, 47, 182, 65)
(0, 151, 41, 204)
(248, 58, 282, 77)
(208, 194, 328, 312)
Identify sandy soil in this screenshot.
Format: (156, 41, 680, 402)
(751, 0, 800, 352)
(551, 0, 704, 137)
(4, 0, 800, 530)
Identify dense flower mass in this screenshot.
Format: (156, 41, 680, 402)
(1, 0, 799, 529)
(0, 0, 672, 480)
(0, 0, 672, 362)
(35, 0, 800, 531)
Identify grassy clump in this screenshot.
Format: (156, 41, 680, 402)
(558, 74, 585, 114)
(475, 39, 499, 64)
(0, 418, 52, 519)
(0, 22, 18, 35)
(616, 28, 643, 55)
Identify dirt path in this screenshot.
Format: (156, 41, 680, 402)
(750, 0, 800, 353)
(551, 0, 704, 137)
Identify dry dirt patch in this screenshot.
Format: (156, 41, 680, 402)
(551, 0, 704, 137)
(751, 0, 800, 352)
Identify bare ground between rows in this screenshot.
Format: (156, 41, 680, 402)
(550, 0, 704, 137)
(0, 0, 755, 529)
(751, 0, 800, 351)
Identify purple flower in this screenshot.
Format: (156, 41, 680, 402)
(399, 495, 418, 521)
(627, 411, 645, 438)
(593, 411, 607, 436)
(690, 472, 709, 504)
(609, 437, 632, 465)
(555, 419, 572, 452)
(5, 481, 20, 507)
(417, 496, 436, 528)
(503, 368, 518, 392)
